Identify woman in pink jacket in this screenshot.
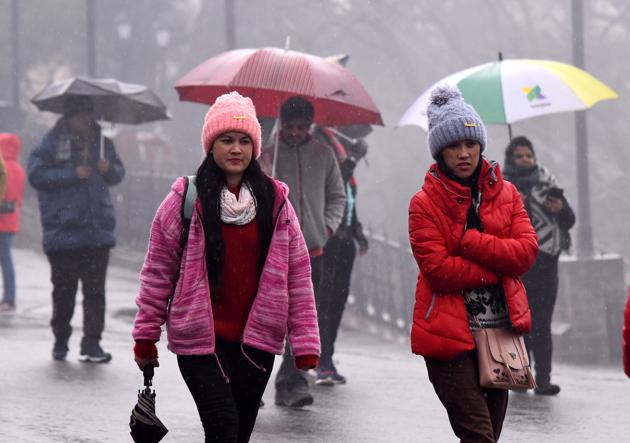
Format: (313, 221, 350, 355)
(132, 92, 320, 442)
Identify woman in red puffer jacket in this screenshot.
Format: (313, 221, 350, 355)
(0, 133, 25, 312)
(408, 85, 538, 443)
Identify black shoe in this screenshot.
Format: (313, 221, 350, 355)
(315, 369, 347, 386)
(52, 342, 68, 361)
(52, 347, 68, 361)
(274, 386, 314, 408)
(535, 383, 561, 396)
(78, 343, 112, 363)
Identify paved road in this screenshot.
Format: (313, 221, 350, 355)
(1, 248, 629, 442)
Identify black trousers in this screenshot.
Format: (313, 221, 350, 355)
(178, 342, 274, 443)
(275, 255, 324, 390)
(425, 352, 508, 443)
(522, 252, 559, 386)
(47, 247, 110, 349)
(318, 234, 357, 370)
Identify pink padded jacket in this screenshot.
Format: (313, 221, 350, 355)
(132, 177, 320, 357)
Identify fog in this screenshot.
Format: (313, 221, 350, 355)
(1, 0, 628, 264)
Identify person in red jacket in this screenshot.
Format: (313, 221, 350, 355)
(623, 287, 630, 378)
(0, 134, 25, 312)
(408, 85, 538, 443)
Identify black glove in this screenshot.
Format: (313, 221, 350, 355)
(465, 204, 484, 232)
(340, 158, 356, 182)
(356, 233, 369, 252)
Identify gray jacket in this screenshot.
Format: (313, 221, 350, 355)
(262, 136, 345, 252)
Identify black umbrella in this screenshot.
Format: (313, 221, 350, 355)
(130, 365, 168, 443)
(31, 76, 171, 125)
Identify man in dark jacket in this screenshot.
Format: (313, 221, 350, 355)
(503, 135, 575, 395)
(313, 125, 369, 385)
(28, 97, 125, 363)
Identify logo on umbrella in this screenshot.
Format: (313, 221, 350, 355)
(522, 85, 550, 109)
(522, 85, 546, 102)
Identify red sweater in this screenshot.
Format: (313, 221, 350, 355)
(213, 187, 262, 341)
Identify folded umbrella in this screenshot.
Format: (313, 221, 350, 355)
(31, 76, 171, 125)
(130, 365, 168, 443)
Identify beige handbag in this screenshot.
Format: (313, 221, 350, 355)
(472, 327, 537, 390)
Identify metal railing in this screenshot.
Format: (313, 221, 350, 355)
(347, 232, 417, 338)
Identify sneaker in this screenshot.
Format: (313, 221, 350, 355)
(315, 369, 347, 386)
(78, 343, 112, 363)
(274, 386, 314, 408)
(0, 301, 15, 313)
(52, 343, 68, 361)
(534, 383, 561, 396)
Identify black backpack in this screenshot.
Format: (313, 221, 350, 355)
(181, 175, 197, 247)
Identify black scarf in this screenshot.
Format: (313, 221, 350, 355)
(502, 163, 538, 195)
(437, 158, 484, 231)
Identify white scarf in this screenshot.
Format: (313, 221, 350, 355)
(220, 184, 256, 225)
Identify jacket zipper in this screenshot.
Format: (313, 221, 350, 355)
(424, 293, 437, 320)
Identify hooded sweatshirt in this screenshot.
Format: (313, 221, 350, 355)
(0, 134, 23, 232)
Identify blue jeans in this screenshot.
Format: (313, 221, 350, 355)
(0, 233, 15, 304)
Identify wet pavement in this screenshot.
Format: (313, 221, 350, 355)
(1, 247, 629, 442)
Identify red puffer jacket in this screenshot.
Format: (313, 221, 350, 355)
(408, 160, 538, 360)
(623, 288, 630, 378)
(0, 134, 25, 233)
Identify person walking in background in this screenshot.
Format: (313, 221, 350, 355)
(408, 85, 537, 442)
(133, 92, 320, 442)
(259, 96, 346, 407)
(312, 125, 369, 385)
(0, 134, 25, 313)
(503, 135, 575, 396)
(27, 97, 125, 362)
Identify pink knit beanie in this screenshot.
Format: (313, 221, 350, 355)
(201, 91, 262, 159)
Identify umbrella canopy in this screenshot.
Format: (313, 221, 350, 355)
(129, 366, 168, 443)
(398, 59, 618, 130)
(32, 77, 171, 125)
(174, 47, 383, 127)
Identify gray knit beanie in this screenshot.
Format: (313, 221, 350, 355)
(426, 84, 486, 160)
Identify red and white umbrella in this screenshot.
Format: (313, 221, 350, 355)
(174, 47, 383, 127)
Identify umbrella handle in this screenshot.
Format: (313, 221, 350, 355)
(143, 364, 154, 387)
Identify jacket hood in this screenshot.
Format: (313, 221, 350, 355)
(0, 133, 20, 160)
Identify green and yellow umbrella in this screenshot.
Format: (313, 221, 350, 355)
(398, 59, 618, 131)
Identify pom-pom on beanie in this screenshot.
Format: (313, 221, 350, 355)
(201, 91, 262, 159)
(426, 84, 486, 160)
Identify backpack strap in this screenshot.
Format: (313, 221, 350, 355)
(181, 175, 197, 247)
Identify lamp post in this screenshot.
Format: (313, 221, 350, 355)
(10, 0, 20, 107)
(571, 0, 594, 257)
(86, 0, 97, 76)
